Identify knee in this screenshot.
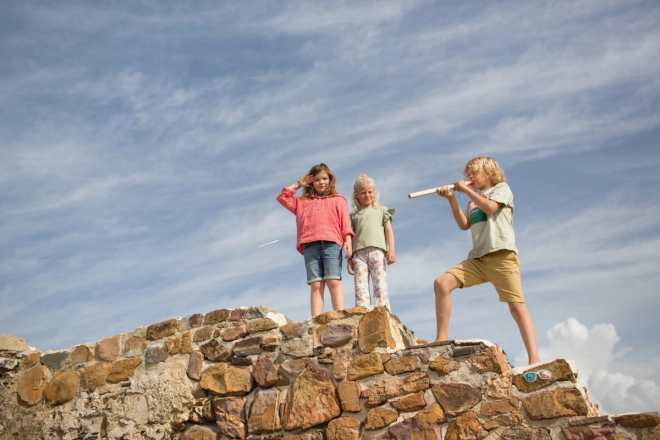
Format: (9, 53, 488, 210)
(433, 275, 452, 296)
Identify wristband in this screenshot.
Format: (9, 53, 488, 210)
(293, 181, 301, 190)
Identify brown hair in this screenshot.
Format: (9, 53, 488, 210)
(351, 174, 380, 211)
(463, 156, 506, 186)
(301, 163, 338, 198)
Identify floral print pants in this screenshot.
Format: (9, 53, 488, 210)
(353, 247, 390, 311)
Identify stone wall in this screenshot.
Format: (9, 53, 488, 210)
(1, 306, 659, 440)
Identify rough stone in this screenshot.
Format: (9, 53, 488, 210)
(242, 305, 275, 320)
(358, 307, 395, 353)
(280, 358, 310, 376)
(363, 371, 430, 407)
(428, 355, 461, 376)
(467, 345, 510, 375)
(123, 336, 147, 358)
(147, 319, 178, 340)
(189, 313, 205, 328)
(248, 388, 282, 434)
(0, 334, 28, 352)
(388, 418, 414, 440)
(480, 397, 519, 416)
(332, 344, 352, 381)
(644, 426, 660, 440)
(181, 331, 193, 354)
(348, 352, 384, 380)
(204, 309, 231, 325)
(486, 374, 512, 398)
(200, 338, 231, 362)
(222, 323, 248, 341)
(499, 426, 552, 440)
(182, 425, 219, 440)
(254, 355, 288, 388)
(384, 355, 419, 375)
(233, 336, 263, 357)
(326, 417, 362, 440)
(107, 358, 143, 384)
(65, 345, 92, 366)
(145, 345, 169, 364)
(283, 360, 341, 431)
(280, 322, 305, 339)
(513, 359, 577, 393)
(413, 403, 446, 435)
(337, 381, 362, 412)
(21, 352, 41, 370)
(44, 369, 79, 405)
(247, 318, 279, 334)
(482, 411, 524, 430)
(187, 351, 205, 381)
(194, 326, 215, 343)
(0, 357, 19, 370)
(200, 363, 254, 396)
(41, 350, 70, 369)
(319, 324, 355, 348)
(230, 309, 243, 321)
(390, 391, 426, 412)
(214, 397, 246, 440)
(445, 410, 485, 440)
(165, 336, 182, 354)
(431, 383, 481, 417)
(562, 424, 616, 440)
(523, 388, 590, 420)
(97, 335, 122, 361)
(364, 407, 398, 431)
(615, 412, 660, 428)
(314, 309, 350, 325)
(17, 364, 47, 405)
(82, 362, 111, 389)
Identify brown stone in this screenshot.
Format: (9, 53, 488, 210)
(187, 351, 204, 381)
(644, 426, 660, 440)
(189, 313, 205, 327)
(280, 358, 310, 376)
(222, 324, 248, 341)
(254, 355, 288, 388)
(22, 352, 41, 370)
(147, 319, 178, 340)
(314, 309, 350, 325)
(17, 364, 47, 405)
(522, 388, 590, 420)
(482, 411, 524, 430)
(319, 323, 355, 348)
(388, 418, 413, 440)
(200, 363, 254, 395)
(486, 374, 512, 398)
(182, 425, 219, 440)
(332, 345, 351, 381)
(65, 345, 92, 366)
(213, 397, 246, 440)
(431, 383, 481, 417)
(467, 345, 510, 375)
(145, 345, 169, 364)
(390, 391, 426, 412)
(283, 360, 341, 431)
(194, 326, 214, 343)
(230, 309, 243, 321)
(204, 309, 231, 325)
(337, 381, 362, 412)
(384, 355, 419, 375)
(363, 372, 430, 407)
(615, 412, 660, 428)
(445, 411, 485, 440)
(243, 305, 275, 319)
(428, 355, 461, 376)
(281, 322, 305, 339)
(233, 336, 263, 357)
(246, 317, 279, 333)
(248, 388, 282, 434)
(123, 336, 147, 358)
(41, 351, 69, 369)
(562, 424, 616, 440)
(44, 369, 79, 405)
(347, 352, 384, 380)
(327, 417, 362, 440)
(165, 336, 182, 354)
(0, 334, 27, 352)
(181, 331, 193, 354)
(413, 402, 446, 431)
(96, 335, 121, 361)
(480, 397, 519, 416)
(499, 426, 552, 440)
(82, 362, 111, 389)
(365, 407, 398, 431)
(261, 336, 281, 352)
(358, 307, 395, 353)
(200, 338, 231, 362)
(107, 358, 142, 384)
(512, 359, 577, 393)
(281, 333, 314, 358)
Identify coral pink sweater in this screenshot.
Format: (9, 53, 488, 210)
(277, 187, 355, 254)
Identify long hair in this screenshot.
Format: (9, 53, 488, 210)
(463, 156, 506, 186)
(301, 163, 337, 198)
(351, 174, 380, 211)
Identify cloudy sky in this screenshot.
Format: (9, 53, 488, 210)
(1, 1, 659, 415)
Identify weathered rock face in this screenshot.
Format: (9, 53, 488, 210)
(0, 308, 658, 439)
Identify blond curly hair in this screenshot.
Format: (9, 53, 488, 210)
(463, 157, 506, 186)
(352, 174, 380, 211)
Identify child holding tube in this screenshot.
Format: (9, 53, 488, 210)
(347, 174, 395, 311)
(277, 163, 354, 317)
(433, 157, 540, 365)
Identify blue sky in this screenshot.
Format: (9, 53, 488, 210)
(1, 1, 659, 415)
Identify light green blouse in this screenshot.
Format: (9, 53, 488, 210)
(350, 205, 395, 253)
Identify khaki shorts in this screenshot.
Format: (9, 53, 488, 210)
(447, 250, 525, 303)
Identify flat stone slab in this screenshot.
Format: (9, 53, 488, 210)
(0, 334, 28, 352)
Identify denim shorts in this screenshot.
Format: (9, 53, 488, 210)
(303, 241, 342, 284)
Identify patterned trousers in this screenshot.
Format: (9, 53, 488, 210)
(352, 247, 390, 311)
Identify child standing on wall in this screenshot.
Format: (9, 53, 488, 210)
(277, 163, 354, 317)
(433, 157, 540, 365)
(347, 174, 395, 311)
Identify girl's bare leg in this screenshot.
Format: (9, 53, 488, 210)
(508, 302, 540, 364)
(325, 279, 345, 311)
(310, 281, 325, 316)
(433, 273, 462, 342)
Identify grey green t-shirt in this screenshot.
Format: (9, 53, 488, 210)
(350, 206, 394, 253)
(466, 182, 517, 259)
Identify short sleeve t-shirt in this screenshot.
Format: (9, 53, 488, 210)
(350, 206, 394, 253)
(466, 182, 517, 259)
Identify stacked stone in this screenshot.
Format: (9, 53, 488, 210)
(1, 307, 659, 439)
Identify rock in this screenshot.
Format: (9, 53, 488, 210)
(166, 336, 182, 354)
(213, 397, 246, 439)
(247, 388, 282, 434)
(0, 334, 27, 352)
(200, 339, 231, 362)
(486, 374, 512, 398)
(189, 313, 205, 328)
(358, 307, 395, 353)
(390, 391, 426, 412)
(187, 351, 204, 381)
(181, 331, 193, 354)
(283, 360, 341, 431)
(384, 355, 419, 375)
(17, 364, 47, 405)
(205, 309, 231, 325)
(498, 426, 552, 440)
(21, 352, 41, 370)
(246, 318, 279, 334)
(41, 350, 70, 369)
(513, 359, 577, 393)
(200, 363, 254, 395)
(428, 355, 461, 376)
(347, 352, 384, 380)
(194, 326, 215, 343)
(480, 397, 520, 416)
(145, 345, 169, 364)
(337, 381, 362, 412)
(65, 345, 92, 366)
(445, 410, 485, 440)
(363, 372, 430, 407)
(615, 412, 660, 428)
(523, 388, 591, 420)
(254, 355, 288, 388)
(431, 383, 481, 417)
(365, 407, 398, 431)
(147, 319, 178, 340)
(44, 369, 79, 405)
(0, 358, 19, 371)
(482, 411, 524, 430)
(182, 425, 219, 440)
(222, 323, 248, 341)
(467, 345, 510, 375)
(123, 336, 147, 358)
(332, 345, 352, 381)
(106, 358, 142, 383)
(82, 362, 111, 389)
(327, 417, 362, 440)
(233, 336, 263, 357)
(562, 424, 616, 440)
(319, 324, 355, 348)
(96, 335, 121, 361)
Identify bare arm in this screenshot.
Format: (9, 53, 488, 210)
(436, 187, 470, 230)
(453, 181, 501, 215)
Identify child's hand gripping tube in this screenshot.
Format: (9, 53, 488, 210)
(408, 180, 474, 199)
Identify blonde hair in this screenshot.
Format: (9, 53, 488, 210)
(301, 163, 337, 199)
(352, 174, 380, 211)
(463, 157, 506, 186)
